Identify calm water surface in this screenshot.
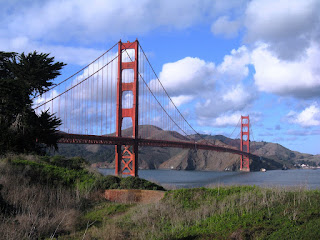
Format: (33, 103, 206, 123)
(98, 169, 320, 189)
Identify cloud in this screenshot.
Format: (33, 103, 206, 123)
(222, 84, 253, 107)
(1, 0, 244, 44)
(198, 112, 242, 127)
(211, 15, 241, 38)
(156, 57, 216, 96)
(208, 0, 320, 100)
(197, 110, 261, 128)
(152, 45, 255, 128)
(211, 0, 320, 101)
(196, 84, 254, 119)
(286, 103, 320, 127)
(0, 36, 106, 66)
(171, 95, 194, 107)
(217, 46, 250, 82)
(251, 43, 320, 98)
(286, 129, 320, 136)
(244, 0, 320, 60)
(212, 112, 242, 127)
(194, 45, 255, 120)
(0, 0, 252, 67)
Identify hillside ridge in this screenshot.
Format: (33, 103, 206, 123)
(52, 125, 320, 171)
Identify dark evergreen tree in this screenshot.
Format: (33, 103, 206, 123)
(0, 51, 65, 154)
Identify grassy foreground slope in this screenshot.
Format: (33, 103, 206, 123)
(67, 187, 320, 240)
(0, 154, 163, 239)
(1, 155, 320, 240)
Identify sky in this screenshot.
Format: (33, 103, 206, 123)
(1, 0, 320, 155)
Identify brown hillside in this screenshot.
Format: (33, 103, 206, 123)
(55, 125, 320, 171)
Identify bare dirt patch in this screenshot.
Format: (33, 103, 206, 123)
(105, 189, 165, 203)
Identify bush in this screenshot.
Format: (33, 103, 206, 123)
(10, 159, 95, 189)
(119, 176, 165, 191)
(3, 155, 165, 192)
(49, 155, 88, 170)
(94, 175, 121, 189)
(93, 175, 165, 191)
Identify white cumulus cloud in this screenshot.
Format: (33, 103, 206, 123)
(244, 0, 320, 60)
(156, 57, 216, 96)
(0, 0, 244, 45)
(287, 103, 320, 127)
(154, 46, 256, 127)
(217, 45, 250, 82)
(198, 112, 246, 127)
(171, 95, 194, 107)
(195, 83, 255, 121)
(211, 112, 242, 127)
(251, 43, 320, 98)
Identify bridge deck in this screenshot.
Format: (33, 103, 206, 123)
(58, 133, 254, 157)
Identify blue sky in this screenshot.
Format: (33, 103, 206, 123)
(1, 0, 320, 154)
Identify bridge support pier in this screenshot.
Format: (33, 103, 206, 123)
(115, 40, 139, 177)
(240, 115, 250, 172)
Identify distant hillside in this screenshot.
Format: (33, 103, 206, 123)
(52, 125, 320, 171)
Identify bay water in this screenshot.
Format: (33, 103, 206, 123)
(98, 168, 320, 189)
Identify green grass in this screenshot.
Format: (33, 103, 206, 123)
(2, 155, 320, 239)
(2, 154, 165, 192)
(72, 186, 320, 240)
(164, 186, 257, 209)
(11, 158, 96, 190)
(80, 202, 133, 227)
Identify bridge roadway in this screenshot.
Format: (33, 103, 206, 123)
(58, 133, 255, 158)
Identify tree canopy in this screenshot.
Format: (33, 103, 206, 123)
(0, 51, 66, 154)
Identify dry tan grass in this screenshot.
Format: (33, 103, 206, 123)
(0, 161, 82, 240)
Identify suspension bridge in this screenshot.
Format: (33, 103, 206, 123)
(33, 40, 254, 177)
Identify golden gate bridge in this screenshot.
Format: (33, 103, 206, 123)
(33, 40, 253, 176)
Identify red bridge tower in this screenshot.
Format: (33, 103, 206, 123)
(115, 40, 139, 177)
(240, 115, 250, 171)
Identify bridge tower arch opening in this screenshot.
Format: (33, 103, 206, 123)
(240, 115, 250, 172)
(115, 40, 139, 177)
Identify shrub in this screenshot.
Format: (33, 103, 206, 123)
(49, 155, 88, 170)
(94, 175, 121, 190)
(119, 176, 165, 191)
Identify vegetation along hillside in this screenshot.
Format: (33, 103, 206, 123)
(1, 155, 320, 239)
(0, 154, 164, 239)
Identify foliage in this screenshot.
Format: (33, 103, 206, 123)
(2, 155, 165, 192)
(48, 155, 89, 170)
(11, 158, 96, 189)
(0, 154, 168, 239)
(93, 175, 165, 191)
(119, 176, 165, 191)
(0, 51, 65, 155)
(94, 175, 121, 189)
